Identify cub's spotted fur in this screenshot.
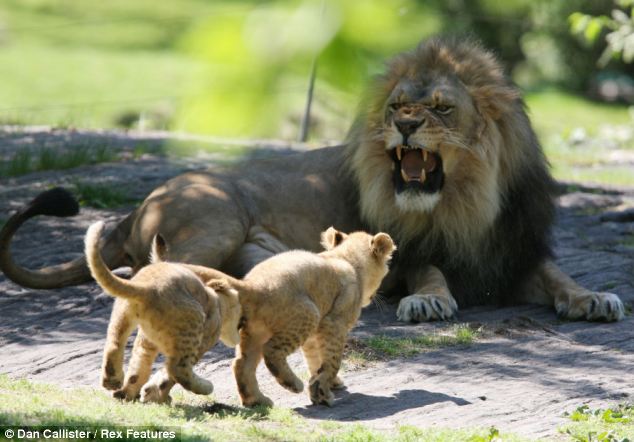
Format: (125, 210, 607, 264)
(85, 221, 241, 404)
(194, 228, 395, 407)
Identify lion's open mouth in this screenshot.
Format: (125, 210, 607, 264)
(390, 145, 444, 194)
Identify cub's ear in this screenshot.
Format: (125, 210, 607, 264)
(321, 227, 347, 250)
(150, 233, 168, 263)
(371, 232, 395, 258)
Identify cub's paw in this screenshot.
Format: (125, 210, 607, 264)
(280, 377, 304, 394)
(112, 388, 139, 402)
(101, 362, 123, 390)
(309, 379, 334, 407)
(242, 394, 274, 408)
(557, 291, 625, 322)
(396, 293, 458, 322)
(331, 376, 346, 391)
(140, 384, 172, 405)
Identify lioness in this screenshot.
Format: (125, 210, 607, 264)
(0, 37, 624, 324)
(85, 221, 241, 403)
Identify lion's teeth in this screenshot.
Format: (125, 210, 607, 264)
(421, 169, 426, 182)
(423, 150, 428, 161)
(400, 168, 409, 182)
(396, 145, 402, 161)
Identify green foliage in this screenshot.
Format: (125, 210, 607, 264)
(562, 403, 634, 441)
(175, 0, 442, 138)
(73, 182, 137, 209)
(570, 0, 634, 65)
(0, 145, 117, 177)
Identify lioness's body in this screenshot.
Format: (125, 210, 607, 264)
(85, 222, 241, 404)
(0, 37, 624, 324)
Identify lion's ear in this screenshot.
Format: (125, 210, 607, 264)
(371, 232, 395, 258)
(150, 233, 168, 263)
(470, 85, 520, 121)
(321, 227, 347, 250)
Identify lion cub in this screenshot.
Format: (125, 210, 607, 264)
(85, 221, 241, 404)
(201, 227, 395, 407)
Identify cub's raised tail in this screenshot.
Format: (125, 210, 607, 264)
(85, 221, 149, 300)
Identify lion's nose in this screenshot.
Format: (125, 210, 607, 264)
(394, 117, 423, 138)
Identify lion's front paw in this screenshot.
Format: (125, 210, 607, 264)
(396, 293, 458, 322)
(557, 291, 625, 322)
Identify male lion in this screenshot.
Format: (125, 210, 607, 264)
(85, 221, 241, 403)
(0, 37, 624, 323)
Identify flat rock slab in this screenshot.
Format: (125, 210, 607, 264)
(1, 128, 633, 439)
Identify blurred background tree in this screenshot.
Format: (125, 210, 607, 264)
(0, 0, 631, 142)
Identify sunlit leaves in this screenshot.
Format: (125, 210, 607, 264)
(174, 0, 438, 138)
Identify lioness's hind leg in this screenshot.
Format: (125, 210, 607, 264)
(113, 332, 158, 401)
(538, 260, 624, 322)
(102, 300, 137, 390)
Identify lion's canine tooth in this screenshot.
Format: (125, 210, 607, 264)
(423, 150, 428, 161)
(396, 145, 402, 161)
(421, 169, 426, 182)
(400, 168, 408, 182)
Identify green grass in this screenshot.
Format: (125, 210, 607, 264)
(559, 403, 634, 441)
(346, 324, 479, 364)
(73, 182, 138, 209)
(0, 145, 118, 177)
(0, 375, 525, 442)
(0, 0, 214, 129)
(525, 89, 634, 188)
(525, 90, 633, 140)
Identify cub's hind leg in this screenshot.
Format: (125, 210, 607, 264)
(165, 353, 213, 395)
(302, 336, 345, 391)
(102, 299, 137, 390)
(309, 318, 347, 407)
(164, 324, 213, 396)
(233, 329, 271, 407)
(263, 304, 319, 393)
(113, 332, 159, 401)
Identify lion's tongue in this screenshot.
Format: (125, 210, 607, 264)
(401, 149, 435, 181)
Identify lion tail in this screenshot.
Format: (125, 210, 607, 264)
(0, 187, 132, 289)
(85, 221, 149, 300)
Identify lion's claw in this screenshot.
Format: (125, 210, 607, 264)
(557, 292, 624, 322)
(397, 293, 458, 322)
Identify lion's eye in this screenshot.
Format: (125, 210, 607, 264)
(434, 104, 453, 115)
(388, 103, 401, 111)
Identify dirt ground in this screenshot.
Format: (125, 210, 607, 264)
(1, 128, 633, 440)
